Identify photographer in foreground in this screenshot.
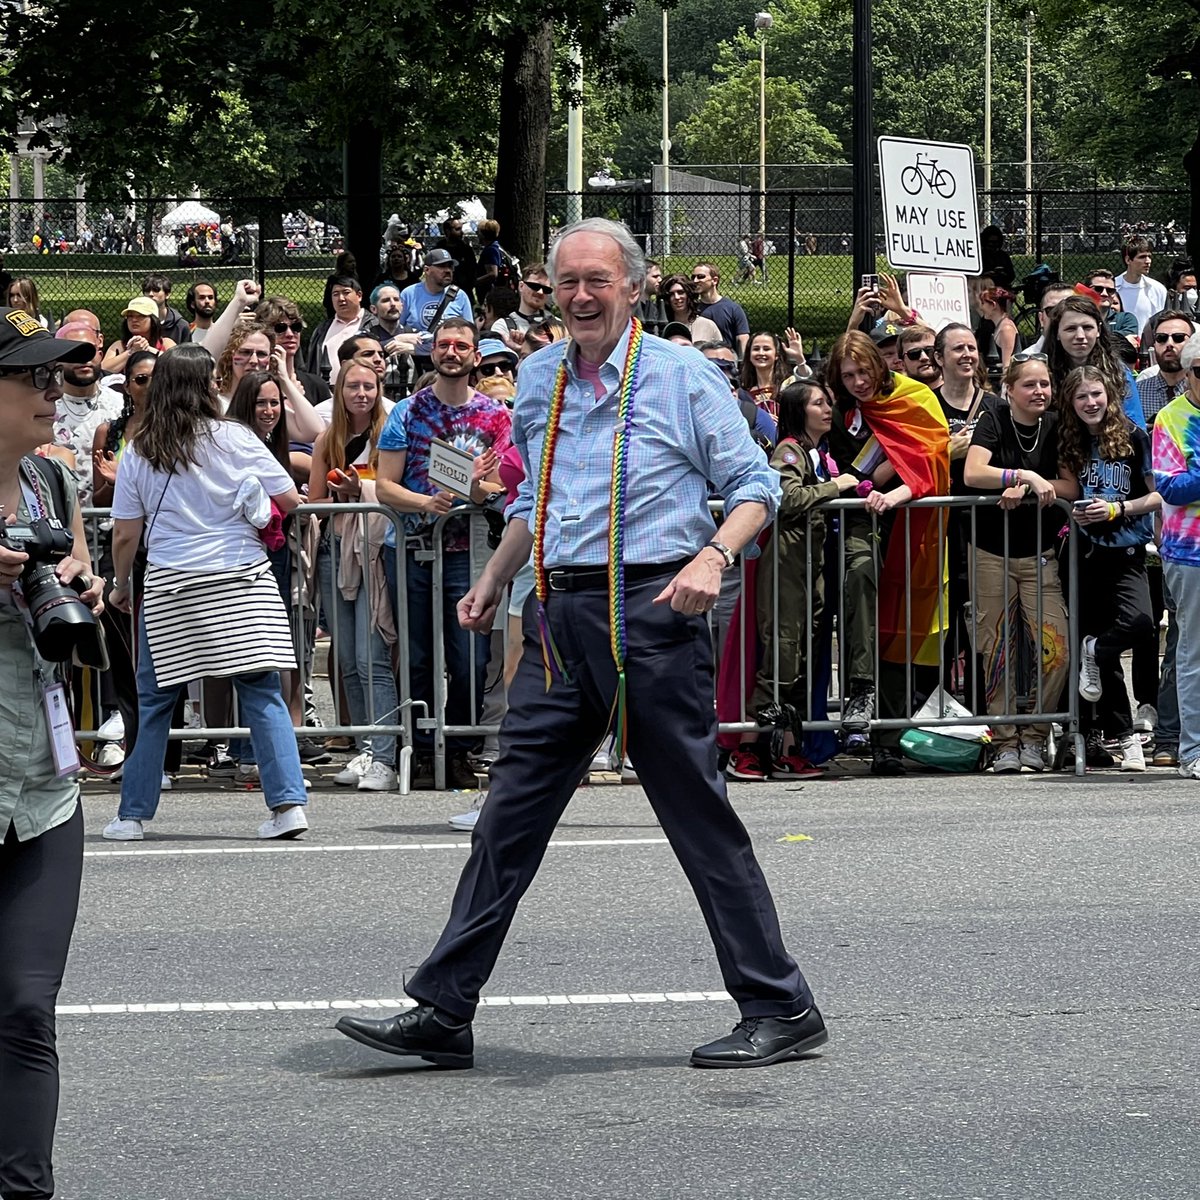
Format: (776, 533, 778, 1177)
(0, 307, 106, 1200)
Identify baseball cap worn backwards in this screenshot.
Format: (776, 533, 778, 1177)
(0, 308, 94, 369)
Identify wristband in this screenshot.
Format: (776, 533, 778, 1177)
(1119, 500, 1127, 520)
(1107, 502, 1119, 522)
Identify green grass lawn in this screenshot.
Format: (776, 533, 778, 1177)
(4, 249, 1135, 351)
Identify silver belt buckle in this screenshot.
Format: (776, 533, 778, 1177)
(548, 570, 569, 592)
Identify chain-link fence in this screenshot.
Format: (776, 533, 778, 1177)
(2, 187, 1189, 354)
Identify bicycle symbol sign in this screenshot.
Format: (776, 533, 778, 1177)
(877, 136, 980, 273)
(900, 153, 956, 199)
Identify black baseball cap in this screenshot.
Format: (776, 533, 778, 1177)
(662, 321, 693, 341)
(0, 308, 94, 369)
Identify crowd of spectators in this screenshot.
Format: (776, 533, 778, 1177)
(3, 227, 1198, 842)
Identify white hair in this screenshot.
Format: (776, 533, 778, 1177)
(546, 218, 646, 292)
(1181, 328, 1200, 372)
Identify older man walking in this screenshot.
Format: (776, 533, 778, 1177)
(336, 218, 825, 1071)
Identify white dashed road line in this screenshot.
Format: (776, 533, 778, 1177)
(84, 836, 670, 859)
(58, 991, 732, 1016)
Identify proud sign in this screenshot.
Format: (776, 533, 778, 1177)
(878, 137, 981, 275)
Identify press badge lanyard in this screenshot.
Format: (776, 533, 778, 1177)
(12, 463, 81, 778)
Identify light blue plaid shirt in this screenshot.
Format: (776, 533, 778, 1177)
(508, 321, 780, 568)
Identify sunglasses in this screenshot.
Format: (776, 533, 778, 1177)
(478, 362, 514, 377)
(1012, 350, 1049, 363)
(0, 363, 63, 389)
(234, 349, 272, 361)
(273, 321, 304, 335)
(904, 346, 935, 361)
(1090, 285, 1117, 295)
(131, 372, 154, 385)
(1155, 332, 1189, 344)
(523, 281, 553, 295)
(709, 359, 738, 374)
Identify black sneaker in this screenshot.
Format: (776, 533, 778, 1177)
(297, 737, 332, 765)
(448, 754, 480, 790)
(841, 685, 876, 732)
(1055, 729, 1117, 770)
(870, 748, 906, 776)
(411, 754, 435, 790)
(335, 1004, 474, 1069)
(205, 748, 237, 778)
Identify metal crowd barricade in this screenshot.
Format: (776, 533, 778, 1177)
(77, 492, 1089, 788)
(78, 502, 423, 791)
(717, 494, 1084, 775)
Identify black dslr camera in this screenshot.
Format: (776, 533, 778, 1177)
(0, 516, 105, 665)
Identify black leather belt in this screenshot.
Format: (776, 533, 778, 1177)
(546, 560, 687, 592)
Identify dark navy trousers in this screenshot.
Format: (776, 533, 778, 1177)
(406, 570, 813, 1021)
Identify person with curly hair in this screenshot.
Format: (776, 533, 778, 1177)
(1059, 365, 1160, 771)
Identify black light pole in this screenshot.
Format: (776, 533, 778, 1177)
(852, 0, 874, 292)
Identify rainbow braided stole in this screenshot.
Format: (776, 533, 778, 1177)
(531, 319, 646, 762)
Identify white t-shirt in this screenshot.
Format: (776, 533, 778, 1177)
(111, 420, 295, 570)
(1115, 273, 1168, 329)
(312, 396, 395, 426)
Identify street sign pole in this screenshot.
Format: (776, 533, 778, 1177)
(852, 0, 874, 294)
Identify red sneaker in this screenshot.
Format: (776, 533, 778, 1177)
(725, 747, 766, 781)
(771, 754, 824, 780)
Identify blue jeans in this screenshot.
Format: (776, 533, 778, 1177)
(385, 548, 486, 753)
(318, 533, 398, 763)
(119, 612, 308, 820)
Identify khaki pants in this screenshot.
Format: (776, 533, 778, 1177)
(972, 548, 1070, 752)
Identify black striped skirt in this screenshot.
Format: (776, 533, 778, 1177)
(143, 560, 297, 688)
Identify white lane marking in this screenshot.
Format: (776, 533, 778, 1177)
(84, 836, 670, 859)
(58, 991, 732, 1016)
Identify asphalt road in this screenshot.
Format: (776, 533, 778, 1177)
(52, 763, 1200, 1200)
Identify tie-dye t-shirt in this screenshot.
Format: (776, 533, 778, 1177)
(378, 385, 511, 550)
(1152, 394, 1200, 566)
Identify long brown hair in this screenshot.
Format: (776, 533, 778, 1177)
(130, 344, 222, 471)
(1057, 365, 1133, 476)
(227, 371, 291, 471)
(826, 329, 893, 413)
(1044, 295, 1126, 403)
(740, 331, 787, 394)
(325, 362, 386, 473)
(659, 274, 699, 321)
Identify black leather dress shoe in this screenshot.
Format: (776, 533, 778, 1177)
(335, 1005, 474, 1069)
(690, 1005, 828, 1068)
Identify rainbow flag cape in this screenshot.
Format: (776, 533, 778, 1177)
(860, 373, 951, 666)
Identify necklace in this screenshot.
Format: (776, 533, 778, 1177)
(1009, 407, 1042, 455)
(532, 318, 645, 758)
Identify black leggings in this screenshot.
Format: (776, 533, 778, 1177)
(0, 805, 83, 1200)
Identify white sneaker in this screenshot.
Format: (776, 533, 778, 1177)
(1178, 758, 1200, 780)
(333, 751, 371, 786)
(102, 817, 144, 841)
(96, 741, 125, 767)
(161, 773, 173, 790)
(1118, 734, 1146, 772)
(357, 760, 398, 792)
(183, 701, 203, 730)
(590, 748, 613, 772)
(1134, 703, 1157, 735)
(235, 764, 260, 786)
(257, 806, 308, 839)
(448, 806, 480, 832)
(96, 711, 125, 742)
(1078, 636, 1102, 702)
